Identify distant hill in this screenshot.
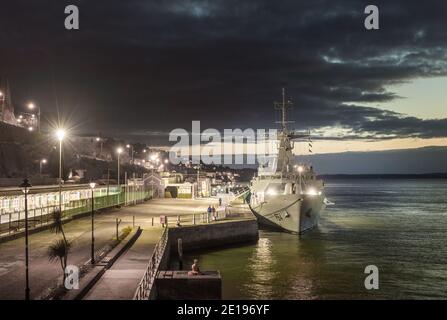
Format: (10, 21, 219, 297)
(300, 146, 447, 174)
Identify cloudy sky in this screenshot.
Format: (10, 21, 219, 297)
(1, 0, 447, 155)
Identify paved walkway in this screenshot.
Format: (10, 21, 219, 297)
(83, 228, 163, 300)
(0, 198, 214, 300)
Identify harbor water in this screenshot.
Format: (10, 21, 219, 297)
(182, 178, 447, 299)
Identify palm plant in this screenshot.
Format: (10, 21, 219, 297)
(47, 239, 72, 281)
(49, 209, 67, 243)
(47, 209, 71, 281)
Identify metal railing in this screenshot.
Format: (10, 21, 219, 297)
(0, 188, 152, 239)
(133, 227, 169, 300)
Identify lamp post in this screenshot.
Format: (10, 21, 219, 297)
(116, 147, 123, 186)
(28, 102, 40, 133)
(39, 159, 47, 175)
(96, 137, 103, 158)
(20, 178, 32, 300)
(56, 129, 65, 212)
(89, 182, 96, 264)
(126, 144, 134, 165)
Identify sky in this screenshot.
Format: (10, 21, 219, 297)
(0, 0, 447, 157)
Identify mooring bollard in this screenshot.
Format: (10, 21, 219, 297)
(116, 218, 122, 240)
(177, 215, 181, 227)
(133, 215, 135, 228)
(207, 212, 210, 223)
(151, 217, 154, 226)
(193, 213, 196, 225)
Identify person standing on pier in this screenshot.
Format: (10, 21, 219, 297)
(207, 205, 212, 221)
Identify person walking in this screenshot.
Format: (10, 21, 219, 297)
(212, 206, 216, 220)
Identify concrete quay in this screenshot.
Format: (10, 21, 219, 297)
(0, 198, 216, 300)
(76, 201, 257, 300)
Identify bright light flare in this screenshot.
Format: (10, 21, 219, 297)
(55, 129, 66, 141)
(306, 188, 318, 196)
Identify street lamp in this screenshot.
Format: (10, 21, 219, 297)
(116, 147, 123, 186)
(39, 159, 47, 174)
(56, 129, 66, 211)
(89, 182, 96, 264)
(126, 144, 134, 164)
(19, 178, 32, 300)
(27, 102, 40, 133)
(96, 137, 103, 158)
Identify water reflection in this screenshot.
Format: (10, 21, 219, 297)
(242, 238, 276, 298)
(184, 179, 447, 299)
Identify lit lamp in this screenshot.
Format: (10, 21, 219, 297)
(19, 178, 32, 300)
(116, 147, 123, 186)
(39, 159, 47, 174)
(55, 129, 66, 211)
(27, 102, 40, 133)
(126, 144, 134, 164)
(89, 182, 96, 264)
(96, 137, 103, 157)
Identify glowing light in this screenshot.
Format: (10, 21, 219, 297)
(28, 127, 34, 132)
(126, 144, 131, 148)
(306, 188, 318, 196)
(41, 159, 47, 164)
(96, 137, 100, 141)
(116, 147, 123, 154)
(89, 182, 96, 189)
(55, 129, 65, 141)
(297, 166, 304, 173)
(266, 189, 277, 196)
(28, 103, 35, 110)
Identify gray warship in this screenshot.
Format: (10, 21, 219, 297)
(249, 89, 326, 234)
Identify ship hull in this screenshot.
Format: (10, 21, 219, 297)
(249, 194, 325, 234)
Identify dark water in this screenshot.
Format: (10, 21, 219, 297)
(182, 179, 447, 299)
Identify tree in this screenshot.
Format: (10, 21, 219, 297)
(47, 209, 71, 282)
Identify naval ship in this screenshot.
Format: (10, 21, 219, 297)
(249, 89, 326, 234)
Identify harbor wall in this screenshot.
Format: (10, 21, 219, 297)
(167, 219, 259, 253)
(149, 219, 258, 299)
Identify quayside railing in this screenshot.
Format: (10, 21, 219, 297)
(133, 227, 169, 300)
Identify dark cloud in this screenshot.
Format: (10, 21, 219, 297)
(0, 0, 446, 144)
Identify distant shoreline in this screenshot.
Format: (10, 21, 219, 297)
(319, 173, 447, 179)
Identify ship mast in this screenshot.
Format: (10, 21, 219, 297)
(275, 88, 293, 133)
